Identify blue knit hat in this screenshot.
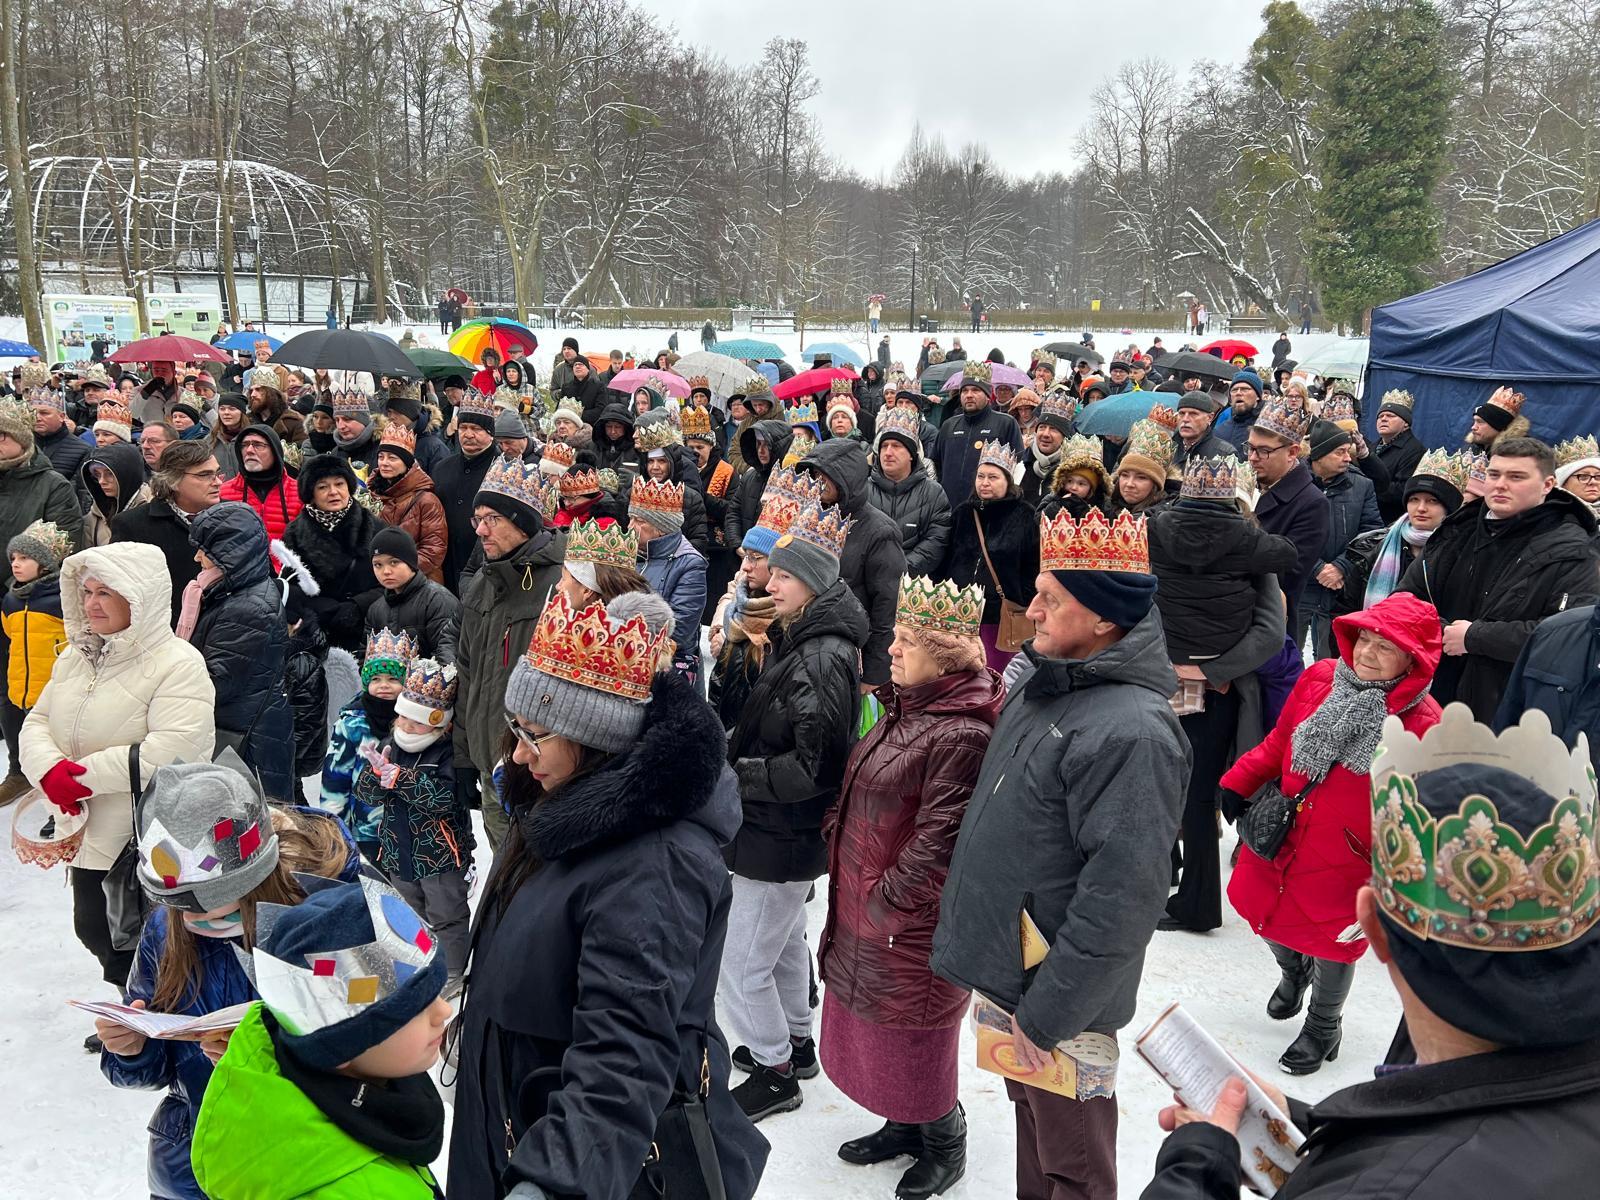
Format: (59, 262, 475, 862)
(1231, 369, 1263, 399)
(240, 875, 446, 1069)
(1050, 569, 1158, 630)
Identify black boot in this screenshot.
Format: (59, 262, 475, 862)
(1266, 941, 1313, 1021)
(1280, 959, 1355, 1075)
(896, 1103, 965, 1199)
(838, 1119, 922, 1165)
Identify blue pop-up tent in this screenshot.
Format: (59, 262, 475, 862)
(1366, 217, 1600, 448)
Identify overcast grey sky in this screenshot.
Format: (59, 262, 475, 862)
(643, 0, 1272, 177)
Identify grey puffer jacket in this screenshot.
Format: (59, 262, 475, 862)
(866, 465, 953, 576)
(931, 609, 1190, 1048)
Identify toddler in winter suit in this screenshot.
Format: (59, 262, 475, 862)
(2, 520, 70, 716)
(319, 626, 412, 862)
(350, 657, 472, 980)
(191, 875, 450, 1199)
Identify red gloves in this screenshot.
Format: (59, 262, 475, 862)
(40, 760, 90, 815)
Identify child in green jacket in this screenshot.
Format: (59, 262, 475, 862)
(190, 875, 450, 1199)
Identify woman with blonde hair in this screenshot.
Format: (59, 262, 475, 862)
(819, 576, 1003, 1199)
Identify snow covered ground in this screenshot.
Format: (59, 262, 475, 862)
(3, 756, 1401, 1198)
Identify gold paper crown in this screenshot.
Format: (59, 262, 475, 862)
(1031, 350, 1058, 371)
(685, 374, 711, 394)
(961, 361, 992, 385)
(250, 363, 286, 394)
(1038, 385, 1078, 425)
(523, 593, 668, 703)
(96, 400, 133, 428)
(457, 387, 498, 420)
(1555, 435, 1600, 468)
(1485, 388, 1525, 417)
(1181, 454, 1240, 501)
(1255, 395, 1310, 444)
(79, 363, 112, 388)
(739, 375, 772, 398)
(1370, 705, 1599, 952)
(559, 465, 602, 498)
(19, 362, 49, 389)
(630, 477, 684, 515)
(1381, 388, 1415, 414)
(789, 399, 819, 426)
(1125, 414, 1177, 467)
(829, 377, 855, 398)
(896, 575, 984, 638)
(1040, 509, 1150, 574)
(12, 519, 73, 565)
(977, 442, 1019, 476)
(479, 455, 544, 511)
(680, 406, 714, 439)
(755, 467, 824, 533)
(332, 389, 370, 418)
(492, 386, 525, 412)
(1413, 448, 1469, 491)
(634, 418, 683, 453)
(379, 424, 416, 453)
(780, 500, 853, 558)
(1145, 404, 1179, 433)
(388, 378, 422, 402)
(174, 387, 206, 413)
(874, 405, 922, 449)
(541, 441, 577, 471)
(1059, 433, 1104, 474)
(1235, 459, 1257, 500)
(565, 519, 638, 570)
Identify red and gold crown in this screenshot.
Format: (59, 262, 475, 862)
(96, 400, 133, 430)
(523, 593, 668, 703)
(1483, 388, 1525, 419)
(828, 377, 856, 399)
(780, 500, 852, 558)
(565, 519, 638, 570)
(896, 575, 984, 638)
(630, 477, 684, 515)
(680, 406, 715, 440)
(479, 455, 544, 511)
(1040, 509, 1150, 575)
(457, 387, 498, 422)
(685, 374, 711, 395)
(755, 467, 823, 533)
(559, 465, 603, 498)
(1180, 454, 1239, 502)
(1145, 404, 1179, 433)
(379, 424, 416, 454)
(540, 441, 577, 476)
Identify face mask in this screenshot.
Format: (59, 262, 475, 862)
(184, 910, 244, 939)
(393, 725, 444, 753)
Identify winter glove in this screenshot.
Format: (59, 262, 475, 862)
(733, 757, 767, 796)
(1216, 786, 1248, 825)
(41, 759, 91, 814)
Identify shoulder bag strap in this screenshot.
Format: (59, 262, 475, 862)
(129, 743, 143, 805)
(972, 511, 1007, 601)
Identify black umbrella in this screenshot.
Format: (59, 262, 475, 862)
(1042, 341, 1105, 365)
(273, 329, 420, 379)
(1157, 350, 1237, 383)
(918, 360, 965, 389)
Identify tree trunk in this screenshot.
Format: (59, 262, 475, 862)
(0, 0, 43, 348)
(207, 0, 241, 323)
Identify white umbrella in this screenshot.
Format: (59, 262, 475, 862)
(1296, 338, 1370, 381)
(671, 350, 766, 405)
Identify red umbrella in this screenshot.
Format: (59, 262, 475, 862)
(773, 365, 858, 401)
(107, 334, 229, 364)
(1198, 338, 1259, 361)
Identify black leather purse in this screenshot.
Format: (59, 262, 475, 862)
(1238, 771, 1323, 863)
(635, 1045, 727, 1200)
(101, 744, 149, 952)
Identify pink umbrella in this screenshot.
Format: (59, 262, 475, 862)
(940, 362, 1030, 391)
(606, 368, 689, 399)
(773, 365, 858, 401)
(107, 334, 229, 365)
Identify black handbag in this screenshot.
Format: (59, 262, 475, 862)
(101, 744, 149, 953)
(636, 1046, 727, 1200)
(1239, 767, 1327, 863)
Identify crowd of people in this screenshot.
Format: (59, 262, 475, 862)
(3, 322, 1600, 1200)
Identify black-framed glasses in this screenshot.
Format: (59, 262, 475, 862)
(505, 714, 561, 756)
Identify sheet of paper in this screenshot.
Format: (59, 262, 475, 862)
(70, 1000, 255, 1041)
(1020, 909, 1050, 970)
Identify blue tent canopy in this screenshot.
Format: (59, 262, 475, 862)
(1367, 217, 1600, 448)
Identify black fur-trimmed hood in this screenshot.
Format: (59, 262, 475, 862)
(519, 669, 741, 861)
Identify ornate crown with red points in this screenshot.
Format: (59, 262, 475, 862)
(977, 441, 1019, 476)
(755, 467, 823, 533)
(630, 477, 684, 517)
(523, 592, 668, 702)
(378, 424, 416, 454)
(480, 455, 544, 511)
(779, 500, 852, 558)
(680, 405, 715, 440)
(685, 374, 712, 396)
(565, 518, 638, 570)
(332, 389, 370, 419)
(1039, 508, 1150, 575)
(896, 575, 984, 638)
(96, 399, 133, 432)
(540, 440, 577, 476)
(1145, 404, 1179, 434)
(457, 386, 498, 423)
(559, 465, 603, 498)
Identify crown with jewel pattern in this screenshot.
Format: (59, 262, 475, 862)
(540, 440, 577, 476)
(896, 575, 984, 638)
(396, 658, 457, 727)
(565, 519, 638, 570)
(1181, 454, 1241, 502)
(96, 399, 133, 431)
(10, 519, 73, 566)
(378, 424, 416, 454)
(523, 592, 669, 702)
(829, 377, 855, 399)
(960, 360, 992, 386)
(79, 362, 112, 389)
(536, 477, 560, 521)
(1555, 435, 1600, 469)
(1125, 411, 1177, 468)
(1462, 448, 1490, 495)
(1038, 385, 1078, 426)
(1059, 433, 1105, 474)
(633, 416, 683, 453)
(738, 375, 772, 399)
(680, 406, 715, 440)
(1322, 390, 1359, 427)
(685, 374, 712, 395)
(1031, 350, 1058, 372)
(492, 386, 525, 413)
(755, 467, 824, 533)
(788, 399, 819, 427)
(977, 441, 1019, 476)
(479, 454, 544, 510)
(332, 389, 370, 419)
(1040, 508, 1150, 575)
(19, 361, 50, 389)
(388, 378, 422, 403)
(630, 477, 684, 516)
(457, 386, 498, 422)
(363, 626, 418, 683)
(25, 385, 64, 414)
(1380, 388, 1415, 416)
(778, 501, 853, 559)
(1413, 448, 1469, 491)
(1254, 394, 1311, 445)
(1370, 705, 1599, 953)
(874, 404, 922, 449)
(250, 363, 286, 394)
(136, 757, 276, 904)
(1483, 388, 1525, 419)
(560, 465, 603, 498)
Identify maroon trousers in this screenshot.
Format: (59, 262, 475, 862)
(1005, 1080, 1119, 1200)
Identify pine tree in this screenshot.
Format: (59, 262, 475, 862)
(1309, 0, 1453, 327)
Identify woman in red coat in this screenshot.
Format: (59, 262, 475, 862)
(1221, 591, 1442, 1075)
(818, 576, 1003, 1200)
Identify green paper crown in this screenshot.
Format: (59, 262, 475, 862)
(1371, 705, 1600, 953)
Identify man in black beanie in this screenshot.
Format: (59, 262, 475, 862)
(550, 336, 581, 399)
(432, 389, 501, 591)
(367, 525, 460, 664)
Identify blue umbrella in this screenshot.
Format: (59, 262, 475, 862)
(717, 337, 786, 361)
(755, 362, 779, 386)
(0, 338, 41, 357)
(1075, 392, 1163, 439)
(216, 331, 284, 353)
(800, 341, 864, 369)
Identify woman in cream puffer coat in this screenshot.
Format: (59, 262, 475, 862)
(20, 543, 215, 985)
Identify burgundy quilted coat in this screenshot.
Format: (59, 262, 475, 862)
(818, 667, 1004, 1028)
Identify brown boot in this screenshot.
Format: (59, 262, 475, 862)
(0, 771, 29, 808)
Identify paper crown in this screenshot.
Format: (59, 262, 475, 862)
(874, 405, 922, 447)
(479, 454, 545, 511)
(1370, 705, 1598, 953)
(684, 374, 711, 395)
(1059, 433, 1105, 474)
(737, 374, 772, 398)
(977, 441, 1019, 476)
(1038, 385, 1078, 425)
(1255, 394, 1310, 444)
(634, 417, 683, 453)
(755, 467, 824, 533)
(457, 387, 498, 421)
(780, 501, 853, 559)
(1235, 459, 1257, 501)
(332, 389, 370, 419)
(1483, 388, 1525, 418)
(1413, 448, 1469, 491)
(960, 360, 992, 385)
(244, 875, 439, 1037)
(1322, 391, 1359, 427)
(79, 362, 112, 388)
(174, 387, 206, 413)
(523, 592, 669, 703)
(25, 385, 64, 414)
(828, 377, 856, 399)
(1463, 449, 1490, 494)
(559, 465, 602, 498)
(597, 467, 621, 493)
(534, 476, 560, 521)
(1181, 455, 1240, 502)
(387, 378, 422, 402)
(251, 363, 286, 394)
(96, 400, 133, 429)
(1125, 413, 1177, 468)
(378, 424, 416, 454)
(1031, 350, 1058, 371)
(1555, 435, 1600, 468)
(395, 657, 457, 727)
(10, 519, 73, 565)
(630, 477, 684, 515)
(1145, 404, 1179, 433)
(788, 399, 819, 426)
(19, 361, 49, 389)
(565, 518, 638, 570)
(1040, 509, 1150, 575)
(540, 441, 577, 475)
(1380, 388, 1415, 415)
(896, 575, 984, 638)
(364, 626, 418, 678)
(492, 386, 525, 413)
(137, 767, 274, 902)
(680, 406, 715, 440)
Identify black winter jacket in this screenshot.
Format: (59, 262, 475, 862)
(592, 404, 644, 481)
(1496, 604, 1600, 773)
(1252, 461, 1331, 629)
(449, 670, 769, 1200)
(797, 439, 906, 686)
(280, 503, 386, 655)
(365, 569, 460, 664)
(189, 502, 294, 799)
(1148, 500, 1298, 662)
(1302, 467, 1383, 615)
(1400, 491, 1600, 721)
(1373, 428, 1425, 522)
(727, 581, 869, 882)
(866, 466, 953, 577)
(284, 615, 330, 780)
(109, 497, 199, 626)
(431, 446, 498, 592)
(941, 494, 1039, 625)
(1139, 1036, 1600, 1200)
(36, 424, 90, 483)
(933, 405, 1023, 508)
(724, 420, 794, 547)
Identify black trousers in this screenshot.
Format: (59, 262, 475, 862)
(70, 866, 137, 989)
(1167, 686, 1242, 931)
(0, 621, 20, 775)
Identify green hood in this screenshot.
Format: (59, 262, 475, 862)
(191, 1003, 438, 1199)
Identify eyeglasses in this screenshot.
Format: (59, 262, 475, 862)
(505, 714, 561, 756)
(1246, 444, 1289, 459)
(1569, 472, 1600, 485)
(184, 469, 221, 481)
(471, 512, 505, 531)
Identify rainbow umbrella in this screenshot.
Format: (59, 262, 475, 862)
(448, 318, 540, 362)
